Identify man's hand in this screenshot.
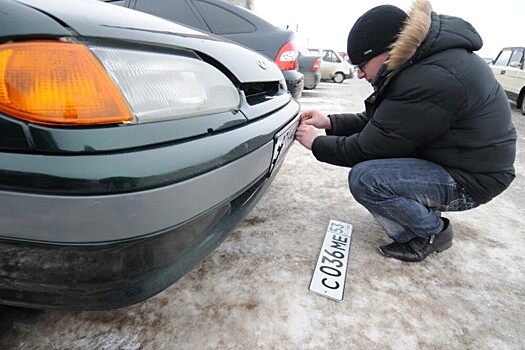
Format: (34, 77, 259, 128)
(295, 124, 319, 150)
(300, 110, 331, 129)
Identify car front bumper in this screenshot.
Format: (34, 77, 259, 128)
(0, 171, 275, 310)
(0, 101, 300, 310)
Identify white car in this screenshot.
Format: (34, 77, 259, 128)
(309, 48, 354, 83)
(490, 47, 525, 115)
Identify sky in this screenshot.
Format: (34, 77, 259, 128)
(253, 0, 524, 59)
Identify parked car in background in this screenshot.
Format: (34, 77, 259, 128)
(0, 0, 300, 310)
(104, 0, 304, 99)
(298, 49, 321, 90)
(490, 47, 525, 115)
(309, 49, 353, 83)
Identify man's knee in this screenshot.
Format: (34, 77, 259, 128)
(348, 161, 375, 199)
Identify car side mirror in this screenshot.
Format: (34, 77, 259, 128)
(509, 61, 523, 69)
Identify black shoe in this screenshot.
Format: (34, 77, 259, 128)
(379, 218, 453, 262)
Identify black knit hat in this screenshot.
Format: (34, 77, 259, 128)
(347, 5, 408, 65)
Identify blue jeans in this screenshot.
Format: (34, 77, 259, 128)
(348, 158, 479, 243)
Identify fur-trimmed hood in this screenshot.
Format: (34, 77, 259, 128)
(387, 0, 483, 70)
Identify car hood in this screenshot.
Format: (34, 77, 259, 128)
(10, 0, 284, 83)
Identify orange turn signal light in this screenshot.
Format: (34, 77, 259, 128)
(0, 41, 133, 126)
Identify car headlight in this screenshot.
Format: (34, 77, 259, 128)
(0, 40, 240, 126)
(90, 46, 241, 123)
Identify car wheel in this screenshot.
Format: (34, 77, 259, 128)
(332, 72, 345, 83)
(521, 100, 525, 115)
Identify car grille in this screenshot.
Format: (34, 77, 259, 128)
(240, 81, 281, 105)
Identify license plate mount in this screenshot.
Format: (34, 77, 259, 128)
(269, 115, 300, 175)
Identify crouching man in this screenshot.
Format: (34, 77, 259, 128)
(295, 0, 516, 262)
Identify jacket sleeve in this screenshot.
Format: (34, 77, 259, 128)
(311, 67, 464, 167)
(326, 112, 369, 136)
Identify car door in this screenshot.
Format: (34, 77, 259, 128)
(320, 50, 341, 80)
(491, 47, 525, 100)
(505, 48, 525, 100)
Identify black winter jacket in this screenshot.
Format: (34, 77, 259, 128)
(311, 0, 516, 204)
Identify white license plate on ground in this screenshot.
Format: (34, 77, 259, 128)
(269, 115, 300, 174)
(309, 220, 353, 301)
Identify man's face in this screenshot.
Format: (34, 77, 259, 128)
(356, 52, 389, 84)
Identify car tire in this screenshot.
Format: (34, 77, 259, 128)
(521, 99, 525, 115)
(332, 72, 345, 83)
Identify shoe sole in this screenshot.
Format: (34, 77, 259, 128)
(435, 240, 453, 253)
(378, 241, 453, 262)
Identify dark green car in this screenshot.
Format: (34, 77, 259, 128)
(0, 0, 299, 309)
